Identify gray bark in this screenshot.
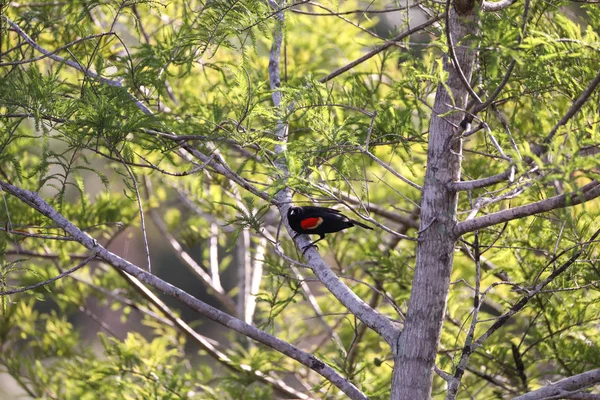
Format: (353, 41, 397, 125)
(390, 3, 480, 399)
(513, 368, 600, 400)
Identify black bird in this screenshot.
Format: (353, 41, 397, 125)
(287, 206, 373, 252)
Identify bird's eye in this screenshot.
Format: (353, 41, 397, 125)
(290, 209, 296, 215)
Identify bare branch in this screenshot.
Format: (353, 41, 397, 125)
(445, 0, 482, 104)
(0, 255, 95, 295)
(359, 146, 422, 190)
(338, 194, 419, 229)
(455, 181, 600, 236)
(513, 369, 600, 400)
(472, 0, 529, 115)
(472, 227, 600, 350)
(452, 168, 513, 191)
(445, 233, 484, 399)
(319, 15, 443, 83)
(541, 67, 600, 153)
(148, 202, 238, 314)
(246, 237, 266, 325)
(298, 2, 416, 16)
(183, 146, 273, 203)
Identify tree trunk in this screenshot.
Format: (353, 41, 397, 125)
(391, 4, 480, 399)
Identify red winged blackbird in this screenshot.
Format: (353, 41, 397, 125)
(287, 206, 373, 252)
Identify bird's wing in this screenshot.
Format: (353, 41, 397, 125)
(302, 206, 342, 214)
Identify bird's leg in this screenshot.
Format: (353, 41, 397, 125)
(301, 234, 325, 254)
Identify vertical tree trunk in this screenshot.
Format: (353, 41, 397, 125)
(391, 4, 480, 399)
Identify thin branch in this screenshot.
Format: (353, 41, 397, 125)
(445, 233, 484, 399)
(472, 227, 600, 351)
(452, 168, 512, 191)
(107, 144, 152, 273)
(0, 255, 95, 295)
(0, 32, 116, 66)
(292, 2, 388, 42)
(147, 200, 238, 315)
(299, 2, 416, 16)
(337, 193, 419, 228)
(0, 226, 79, 241)
(464, 365, 518, 393)
(541, 67, 600, 152)
(183, 146, 273, 203)
(209, 223, 223, 295)
(455, 181, 600, 236)
(319, 15, 442, 83)
(2, 16, 153, 115)
(235, 197, 252, 322)
(246, 236, 266, 325)
(358, 146, 422, 190)
(444, 0, 482, 104)
(471, 0, 530, 115)
(310, 183, 418, 241)
(482, 122, 511, 161)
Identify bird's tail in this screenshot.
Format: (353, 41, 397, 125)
(351, 219, 374, 230)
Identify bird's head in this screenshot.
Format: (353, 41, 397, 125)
(287, 206, 302, 219)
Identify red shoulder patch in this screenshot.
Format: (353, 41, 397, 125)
(300, 217, 323, 230)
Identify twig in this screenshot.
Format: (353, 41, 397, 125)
(472, 227, 600, 350)
(541, 67, 600, 152)
(0, 32, 116, 66)
(2, 16, 153, 115)
(0, 254, 95, 295)
(445, 232, 483, 399)
(319, 15, 442, 83)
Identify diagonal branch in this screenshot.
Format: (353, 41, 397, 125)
(148, 203, 238, 315)
(267, 0, 400, 348)
(454, 180, 600, 236)
(541, 67, 600, 152)
(472, 227, 600, 351)
(114, 267, 312, 400)
(0, 179, 367, 400)
(444, 0, 481, 104)
(319, 15, 442, 83)
(3, 16, 152, 115)
(0, 32, 116, 66)
(0, 255, 95, 295)
(512, 368, 600, 400)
